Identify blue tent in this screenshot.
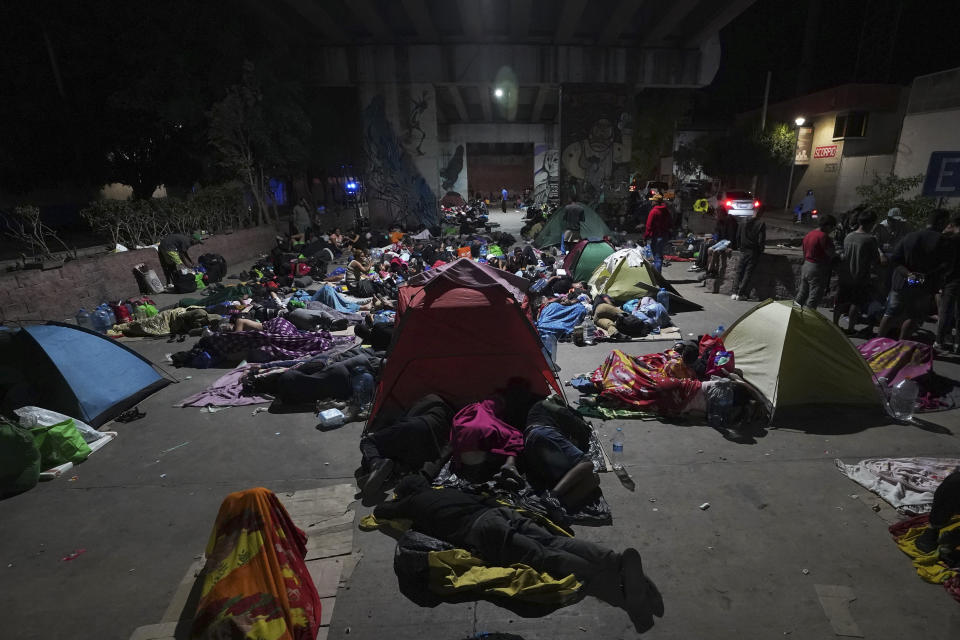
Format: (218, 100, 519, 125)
(1, 323, 170, 427)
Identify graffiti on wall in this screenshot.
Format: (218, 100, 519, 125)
(439, 144, 467, 207)
(402, 90, 431, 157)
(362, 95, 437, 227)
(533, 144, 560, 206)
(560, 85, 633, 207)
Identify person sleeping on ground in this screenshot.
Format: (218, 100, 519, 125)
(373, 475, 664, 634)
(358, 394, 455, 499)
(249, 351, 381, 407)
(520, 396, 600, 511)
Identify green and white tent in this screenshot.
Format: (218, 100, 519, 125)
(588, 248, 702, 311)
(533, 204, 612, 248)
(722, 300, 886, 424)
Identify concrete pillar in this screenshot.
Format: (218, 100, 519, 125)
(358, 83, 440, 229)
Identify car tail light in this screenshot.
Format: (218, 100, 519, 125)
(725, 200, 733, 207)
(753, 200, 760, 208)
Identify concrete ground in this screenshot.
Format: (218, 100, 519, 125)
(2, 208, 959, 639)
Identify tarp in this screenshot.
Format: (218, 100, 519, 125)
(588, 248, 702, 311)
(0, 323, 169, 427)
(533, 204, 612, 248)
(561, 240, 615, 282)
(370, 259, 562, 428)
(722, 300, 885, 424)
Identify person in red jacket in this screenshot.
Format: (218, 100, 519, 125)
(642, 194, 673, 271)
(794, 214, 838, 309)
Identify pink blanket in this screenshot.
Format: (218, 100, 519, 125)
(857, 338, 932, 387)
(450, 399, 524, 465)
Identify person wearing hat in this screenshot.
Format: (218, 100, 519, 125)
(874, 207, 910, 257)
(157, 231, 202, 289)
(642, 193, 672, 271)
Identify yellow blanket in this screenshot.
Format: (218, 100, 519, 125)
(894, 516, 960, 584)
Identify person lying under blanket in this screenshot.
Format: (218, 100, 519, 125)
(247, 349, 382, 408)
(589, 349, 766, 440)
(374, 475, 664, 633)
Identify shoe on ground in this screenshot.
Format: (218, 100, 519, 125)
(730, 294, 739, 300)
(915, 526, 941, 553)
(360, 459, 394, 500)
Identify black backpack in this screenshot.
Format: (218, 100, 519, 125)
(615, 314, 650, 337)
(173, 271, 198, 294)
(199, 253, 227, 283)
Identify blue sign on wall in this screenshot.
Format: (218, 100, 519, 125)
(922, 152, 960, 197)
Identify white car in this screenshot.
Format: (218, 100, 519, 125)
(717, 190, 761, 221)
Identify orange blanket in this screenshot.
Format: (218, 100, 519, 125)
(192, 487, 322, 640)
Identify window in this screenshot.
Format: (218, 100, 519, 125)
(833, 111, 868, 138)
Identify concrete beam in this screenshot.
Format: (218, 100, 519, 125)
(457, 0, 483, 41)
(640, 0, 697, 46)
(598, 0, 644, 45)
(444, 123, 553, 144)
(477, 84, 492, 122)
(447, 85, 469, 122)
(282, 0, 346, 43)
(510, 0, 532, 40)
(402, 0, 439, 42)
(555, 0, 589, 43)
(344, 0, 391, 40)
(685, 0, 757, 47)
(531, 85, 550, 122)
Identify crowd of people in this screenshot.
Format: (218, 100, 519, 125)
(795, 207, 960, 350)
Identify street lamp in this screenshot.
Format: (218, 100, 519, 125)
(494, 87, 504, 98)
(784, 116, 806, 218)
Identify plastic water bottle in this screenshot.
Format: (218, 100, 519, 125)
(643, 244, 653, 260)
(104, 304, 116, 326)
(91, 308, 110, 333)
(711, 325, 725, 338)
(656, 287, 671, 314)
(610, 428, 636, 491)
(611, 428, 625, 468)
(889, 378, 919, 420)
(708, 383, 734, 431)
(583, 315, 596, 345)
(76, 309, 92, 329)
(351, 367, 375, 410)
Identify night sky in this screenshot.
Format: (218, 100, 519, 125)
(704, 0, 960, 115)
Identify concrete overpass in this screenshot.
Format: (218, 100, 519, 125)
(274, 0, 757, 225)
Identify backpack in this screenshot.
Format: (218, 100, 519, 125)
(110, 303, 132, 324)
(173, 271, 198, 294)
(615, 314, 650, 337)
(198, 253, 227, 283)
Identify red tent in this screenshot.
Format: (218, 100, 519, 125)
(368, 258, 563, 428)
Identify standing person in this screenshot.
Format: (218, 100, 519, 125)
(874, 207, 910, 257)
(832, 210, 881, 334)
(500, 187, 509, 213)
(562, 196, 586, 245)
(935, 214, 960, 352)
(291, 198, 312, 243)
(158, 231, 202, 289)
(643, 194, 672, 272)
(878, 209, 951, 341)
(794, 189, 816, 224)
(731, 209, 766, 300)
(794, 214, 837, 309)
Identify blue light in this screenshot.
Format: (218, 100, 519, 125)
(345, 181, 358, 191)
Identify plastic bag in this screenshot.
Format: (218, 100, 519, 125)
(0, 420, 41, 497)
(30, 419, 92, 467)
(15, 406, 102, 443)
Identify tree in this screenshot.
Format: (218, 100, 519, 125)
(854, 173, 935, 227)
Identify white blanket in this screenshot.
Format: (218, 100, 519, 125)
(835, 457, 960, 513)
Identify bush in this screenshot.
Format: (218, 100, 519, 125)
(854, 173, 936, 228)
(80, 182, 246, 248)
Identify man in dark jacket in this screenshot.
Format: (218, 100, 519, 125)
(643, 194, 672, 271)
(878, 209, 951, 340)
(374, 474, 664, 632)
(731, 211, 766, 300)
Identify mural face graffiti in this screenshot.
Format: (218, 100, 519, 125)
(362, 95, 437, 227)
(439, 144, 467, 207)
(560, 85, 633, 207)
(533, 145, 560, 206)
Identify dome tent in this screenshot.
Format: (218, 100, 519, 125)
(561, 239, 615, 282)
(588, 248, 702, 312)
(722, 300, 886, 426)
(533, 203, 613, 249)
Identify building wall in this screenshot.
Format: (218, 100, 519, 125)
(533, 144, 560, 205)
(0, 225, 277, 325)
(467, 154, 533, 201)
(834, 154, 895, 213)
(791, 114, 845, 213)
(895, 109, 960, 199)
(438, 143, 468, 205)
